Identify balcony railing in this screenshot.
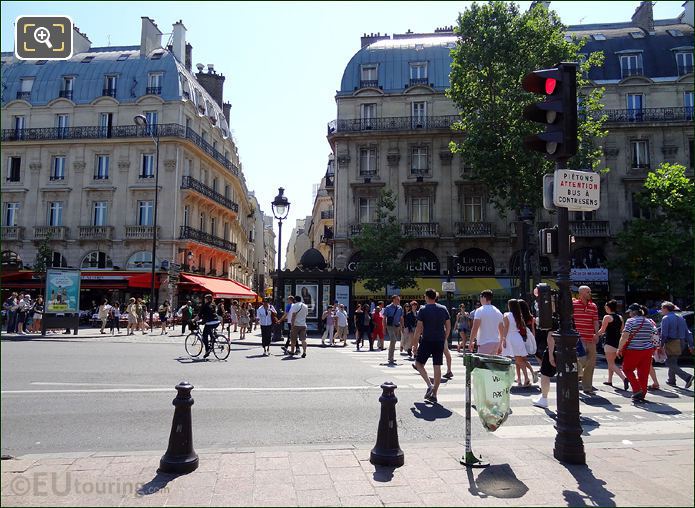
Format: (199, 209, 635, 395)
(2, 124, 240, 176)
(146, 86, 162, 95)
(78, 225, 114, 240)
(602, 107, 693, 124)
(320, 210, 334, 220)
(455, 222, 494, 237)
(181, 175, 239, 213)
(125, 225, 158, 240)
(16, 91, 31, 101)
(34, 226, 67, 240)
(328, 115, 459, 134)
(350, 224, 366, 236)
(102, 88, 117, 97)
(402, 222, 439, 238)
(360, 79, 379, 88)
(58, 90, 73, 99)
(409, 77, 429, 86)
(180, 225, 237, 252)
(0, 226, 24, 241)
(620, 67, 643, 78)
(570, 220, 610, 237)
(359, 169, 377, 177)
(410, 167, 430, 177)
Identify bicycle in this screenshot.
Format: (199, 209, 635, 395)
(185, 322, 230, 360)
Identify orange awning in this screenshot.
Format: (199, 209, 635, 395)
(179, 274, 258, 300)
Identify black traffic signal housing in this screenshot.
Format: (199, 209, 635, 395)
(521, 62, 578, 160)
(538, 227, 558, 256)
(535, 283, 554, 330)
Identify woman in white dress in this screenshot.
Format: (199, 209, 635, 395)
(501, 299, 531, 386)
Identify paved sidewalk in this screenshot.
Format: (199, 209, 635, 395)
(1, 438, 692, 506)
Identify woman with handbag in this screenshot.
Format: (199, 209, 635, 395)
(617, 303, 658, 402)
(597, 300, 628, 390)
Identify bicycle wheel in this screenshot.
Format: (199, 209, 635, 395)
(213, 334, 231, 360)
(185, 332, 203, 357)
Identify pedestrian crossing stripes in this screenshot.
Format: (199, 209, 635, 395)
(449, 401, 694, 417)
(487, 418, 694, 439)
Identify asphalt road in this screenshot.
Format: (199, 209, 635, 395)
(2, 334, 693, 457)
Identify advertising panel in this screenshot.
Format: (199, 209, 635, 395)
(45, 269, 80, 313)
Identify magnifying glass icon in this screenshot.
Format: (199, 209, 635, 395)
(34, 26, 53, 49)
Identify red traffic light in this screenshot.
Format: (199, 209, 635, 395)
(521, 68, 562, 96)
(545, 78, 556, 95)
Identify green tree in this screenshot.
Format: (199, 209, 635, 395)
(33, 234, 53, 280)
(352, 189, 416, 295)
(447, 0, 608, 214)
(611, 163, 694, 299)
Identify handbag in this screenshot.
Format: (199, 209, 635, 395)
(524, 327, 537, 355)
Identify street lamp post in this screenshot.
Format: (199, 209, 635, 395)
(133, 114, 160, 331)
(446, 255, 458, 348)
(271, 188, 290, 310)
(519, 205, 535, 302)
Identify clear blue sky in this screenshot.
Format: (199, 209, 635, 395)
(1, 1, 685, 260)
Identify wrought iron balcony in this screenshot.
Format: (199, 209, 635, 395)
(16, 91, 31, 101)
(350, 224, 365, 236)
(328, 115, 459, 134)
(181, 175, 239, 213)
(602, 107, 693, 124)
(410, 167, 430, 177)
(2, 124, 240, 176)
(402, 222, 440, 238)
(102, 88, 117, 97)
(570, 220, 610, 237)
(78, 225, 113, 240)
(180, 225, 237, 252)
(1, 226, 24, 241)
(360, 79, 379, 88)
(359, 169, 377, 177)
(125, 225, 158, 240)
(34, 226, 68, 240)
(320, 210, 334, 220)
(409, 77, 429, 86)
(58, 90, 73, 99)
(455, 222, 494, 237)
(146, 86, 162, 95)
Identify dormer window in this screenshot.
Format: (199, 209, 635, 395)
(676, 52, 693, 76)
(151, 52, 164, 60)
(629, 31, 645, 39)
(409, 62, 428, 85)
(103, 75, 117, 97)
(592, 33, 606, 41)
(667, 29, 684, 37)
(360, 64, 378, 88)
(117, 54, 130, 61)
(81, 55, 95, 63)
(620, 54, 643, 78)
(17, 78, 33, 101)
(60, 77, 74, 99)
(147, 73, 162, 95)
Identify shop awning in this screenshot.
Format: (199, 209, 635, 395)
(179, 274, 258, 300)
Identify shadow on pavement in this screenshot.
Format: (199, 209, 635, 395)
(245, 353, 268, 359)
(372, 465, 396, 483)
(634, 400, 682, 414)
(410, 402, 453, 421)
(465, 463, 529, 499)
(646, 388, 680, 399)
(174, 356, 207, 364)
(581, 393, 619, 412)
(138, 471, 177, 496)
(561, 464, 616, 507)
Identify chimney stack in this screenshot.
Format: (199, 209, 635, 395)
(223, 102, 231, 125)
(631, 1, 654, 33)
(681, 0, 694, 27)
(195, 66, 225, 108)
(360, 32, 390, 48)
(140, 17, 162, 56)
(171, 20, 186, 64)
(185, 43, 193, 71)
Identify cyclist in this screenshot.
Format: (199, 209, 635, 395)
(197, 294, 220, 358)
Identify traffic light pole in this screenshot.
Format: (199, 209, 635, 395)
(552, 158, 585, 465)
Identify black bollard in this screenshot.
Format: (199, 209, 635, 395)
(159, 381, 199, 474)
(370, 382, 404, 467)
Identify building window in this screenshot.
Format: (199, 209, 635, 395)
(51, 252, 68, 268)
(360, 64, 378, 87)
(56, 114, 69, 137)
(59, 77, 74, 98)
(51, 156, 66, 180)
(360, 103, 376, 129)
(12, 116, 25, 139)
(4, 202, 19, 226)
(224, 184, 230, 200)
(126, 251, 153, 271)
(92, 202, 108, 226)
(183, 205, 190, 227)
(685, 91, 694, 120)
(82, 251, 113, 270)
(103, 75, 117, 96)
(626, 94, 644, 121)
(201, 169, 208, 185)
(410, 146, 429, 175)
(358, 198, 376, 223)
(631, 192, 651, 219)
(145, 111, 158, 135)
(223, 222, 229, 241)
(359, 146, 377, 176)
(199, 212, 206, 231)
(412, 102, 427, 128)
(201, 131, 208, 143)
(18, 78, 33, 100)
(410, 197, 431, 223)
(95, 155, 110, 179)
(48, 202, 63, 226)
(147, 73, 163, 95)
(676, 52, 693, 76)
(7, 157, 21, 182)
(212, 177, 218, 193)
(631, 140, 649, 169)
(184, 158, 192, 177)
(620, 54, 643, 78)
(462, 195, 483, 222)
(574, 211, 595, 221)
(138, 201, 153, 226)
(409, 62, 428, 84)
(99, 112, 113, 138)
(141, 154, 155, 178)
(210, 217, 216, 236)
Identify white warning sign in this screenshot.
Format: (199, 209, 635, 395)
(553, 170, 600, 211)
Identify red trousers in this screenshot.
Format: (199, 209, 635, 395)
(622, 348, 653, 395)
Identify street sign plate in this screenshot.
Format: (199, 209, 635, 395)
(442, 281, 456, 292)
(553, 169, 600, 211)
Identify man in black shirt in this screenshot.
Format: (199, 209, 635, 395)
(197, 294, 220, 359)
(412, 288, 451, 404)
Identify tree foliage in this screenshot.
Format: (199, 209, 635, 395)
(447, 0, 607, 215)
(611, 163, 694, 299)
(33, 234, 52, 277)
(352, 189, 416, 294)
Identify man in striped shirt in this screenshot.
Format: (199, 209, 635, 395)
(573, 285, 599, 394)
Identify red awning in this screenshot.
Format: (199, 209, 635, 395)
(179, 274, 258, 300)
(127, 273, 162, 289)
